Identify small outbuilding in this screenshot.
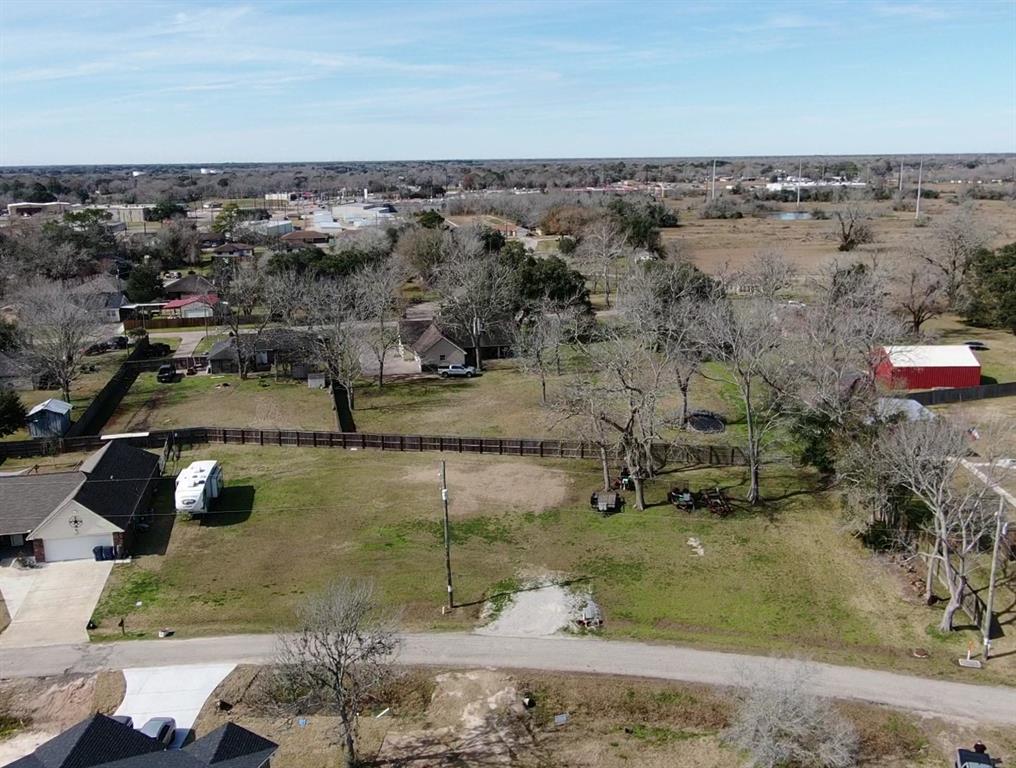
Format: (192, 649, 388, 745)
(875, 345, 981, 390)
(26, 398, 73, 438)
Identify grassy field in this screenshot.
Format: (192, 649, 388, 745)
(660, 194, 1016, 278)
(1, 350, 129, 442)
(90, 445, 1014, 682)
(103, 356, 743, 441)
(104, 372, 337, 433)
(924, 314, 1016, 384)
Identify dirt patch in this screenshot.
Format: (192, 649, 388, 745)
(402, 459, 572, 517)
(0, 671, 127, 763)
(379, 670, 532, 766)
(94, 671, 127, 715)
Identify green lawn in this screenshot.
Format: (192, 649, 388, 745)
(193, 334, 228, 355)
(101, 355, 742, 444)
(104, 372, 336, 433)
(925, 314, 1016, 384)
(90, 445, 1011, 682)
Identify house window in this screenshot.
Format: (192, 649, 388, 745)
(439, 354, 446, 361)
(10, 533, 24, 546)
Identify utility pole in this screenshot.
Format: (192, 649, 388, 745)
(915, 159, 924, 219)
(982, 496, 1008, 660)
(710, 159, 717, 200)
(471, 316, 483, 373)
(796, 160, 802, 209)
(899, 158, 905, 192)
(441, 460, 454, 611)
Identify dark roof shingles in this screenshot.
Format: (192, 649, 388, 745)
(0, 472, 84, 536)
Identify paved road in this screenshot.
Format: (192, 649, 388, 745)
(2, 633, 1014, 724)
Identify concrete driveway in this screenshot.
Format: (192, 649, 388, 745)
(116, 664, 236, 747)
(0, 560, 113, 649)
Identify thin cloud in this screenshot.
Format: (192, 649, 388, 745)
(872, 3, 953, 21)
(4, 60, 119, 84)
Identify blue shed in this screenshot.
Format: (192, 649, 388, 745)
(26, 398, 73, 438)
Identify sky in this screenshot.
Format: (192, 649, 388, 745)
(0, 0, 1014, 165)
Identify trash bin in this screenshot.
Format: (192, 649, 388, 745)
(101, 546, 115, 561)
(93, 545, 104, 561)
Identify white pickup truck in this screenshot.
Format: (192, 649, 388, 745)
(438, 364, 477, 378)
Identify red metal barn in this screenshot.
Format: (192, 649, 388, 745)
(876, 346, 981, 390)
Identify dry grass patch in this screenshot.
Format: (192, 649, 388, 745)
(191, 666, 1003, 768)
(662, 195, 1016, 278)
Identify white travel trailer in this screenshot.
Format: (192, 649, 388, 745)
(174, 460, 224, 514)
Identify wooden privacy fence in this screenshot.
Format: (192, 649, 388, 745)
(122, 314, 263, 331)
(0, 426, 750, 467)
(906, 381, 1016, 406)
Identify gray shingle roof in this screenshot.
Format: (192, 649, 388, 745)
(0, 471, 84, 536)
(60, 723, 277, 768)
(27, 714, 163, 768)
(73, 441, 160, 529)
(0, 441, 160, 536)
(398, 319, 432, 348)
(164, 275, 216, 297)
(185, 723, 277, 766)
(412, 324, 463, 355)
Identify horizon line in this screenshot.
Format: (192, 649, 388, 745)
(2, 150, 1015, 171)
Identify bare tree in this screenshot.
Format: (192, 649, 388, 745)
(723, 664, 858, 768)
(872, 418, 1007, 630)
(789, 260, 905, 434)
(576, 219, 627, 307)
(892, 258, 946, 335)
(556, 330, 670, 510)
(354, 255, 407, 388)
(272, 579, 400, 768)
(832, 202, 874, 252)
(617, 259, 712, 428)
(916, 205, 991, 307)
(14, 279, 105, 402)
(700, 295, 792, 504)
(740, 250, 797, 301)
(553, 380, 614, 490)
(305, 279, 364, 420)
(394, 226, 444, 285)
(510, 306, 563, 404)
(434, 232, 517, 372)
(215, 262, 291, 379)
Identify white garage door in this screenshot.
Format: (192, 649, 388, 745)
(43, 534, 114, 562)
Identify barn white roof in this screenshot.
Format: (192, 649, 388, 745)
(882, 345, 980, 368)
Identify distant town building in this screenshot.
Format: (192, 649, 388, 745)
(6, 201, 72, 217)
(244, 219, 294, 237)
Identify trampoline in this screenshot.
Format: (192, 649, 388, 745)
(686, 409, 726, 433)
